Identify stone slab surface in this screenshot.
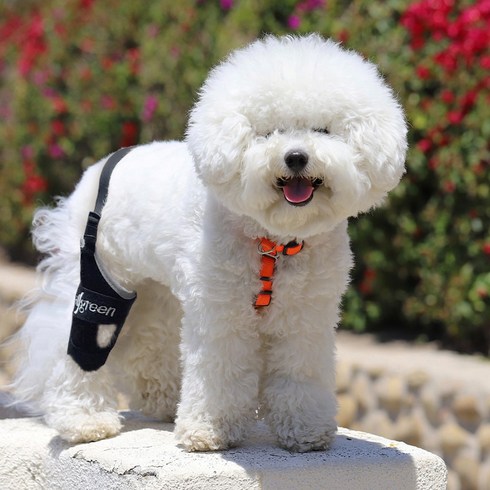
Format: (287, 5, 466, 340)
(0, 412, 447, 490)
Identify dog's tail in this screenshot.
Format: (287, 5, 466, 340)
(8, 197, 82, 412)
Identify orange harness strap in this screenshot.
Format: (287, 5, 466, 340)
(255, 237, 304, 308)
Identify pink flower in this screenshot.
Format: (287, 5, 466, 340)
(33, 70, 49, 87)
(101, 95, 116, 110)
(142, 95, 159, 122)
(220, 0, 233, 10)
(297, 0, 325, 12)
(170, 46, 181, 59)
(148, 24, 159, 38)
(21, 146, 34, 160)
(288, 15, 301, 30)
(49, 144, 64, 159)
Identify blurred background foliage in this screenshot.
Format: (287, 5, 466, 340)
(0, 0, 489, 354)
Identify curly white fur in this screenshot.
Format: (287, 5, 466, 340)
(12, 35, 406, 452)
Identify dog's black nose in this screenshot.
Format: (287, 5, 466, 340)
(285, 150, 309, 173)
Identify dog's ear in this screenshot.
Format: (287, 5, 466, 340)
(186, 108, 252, 186)
(346, 103, 407, 204)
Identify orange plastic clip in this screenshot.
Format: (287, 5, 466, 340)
(254, 238, 304, 308)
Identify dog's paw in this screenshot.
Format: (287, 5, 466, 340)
(268, 409, 337, 453)
(176, 426, 230, 452)
(175, 419, 244, 452)
(264, 378, 338, 452)
(45, 410, 122, 443)
(276, 424, 337, 453)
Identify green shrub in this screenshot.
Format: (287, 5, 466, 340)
(0, 0, 488, 353)
(344, 0, 490, 354)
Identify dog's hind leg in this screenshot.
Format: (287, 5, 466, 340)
(15, 297, 122, 443)
(42, 355, 122, 443)
(12, 192, 123, 443)
(109, 282, 182, 422)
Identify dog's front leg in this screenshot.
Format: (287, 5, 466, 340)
(175, 300, 261, 452)
(262, 305, 338, 452)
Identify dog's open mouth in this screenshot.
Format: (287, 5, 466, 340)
(276, 177, 324, 206)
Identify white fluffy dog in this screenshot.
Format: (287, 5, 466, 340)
(12, 34, 406, 453)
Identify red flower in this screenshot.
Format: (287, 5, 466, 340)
(417, 138, 432, 152)
(416, 65, 431, 80)
(474, 162, 485, 175)
(338, 29, 350, 44)
(461, 89, 478, 112)
(54, 23, 67, 39)
(127, 48, 140, 76)
(429, 157, 439, 170)
(447, 111, 463, 125)
(443, 181, 456, 193)
(102, 57, 114, 70)
(359, 268, 377, 295)
(79, 0, 95, 9)
(81, 100, 93, 112)
(120, 121, 139, 147)
(81, 38, 95, 53)
(22, 174, 48, 204)
(52, 97, 68, 114)
(481, 55, 490, 69)
(483, 243, 490, 256)
(17, 13, 47, 76)
(364, 268, 377, 280)
(80, 67, 93, 81)
(441, 89, 454, 104)
(434, 51, 457, 72)
(51, 119, 65, 136)
(410, 37, 426, 50)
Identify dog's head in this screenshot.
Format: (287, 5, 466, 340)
(186, 35, 407, 238)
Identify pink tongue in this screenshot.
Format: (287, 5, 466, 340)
(283, 177, 314, 204)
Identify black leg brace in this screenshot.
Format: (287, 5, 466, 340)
(67, 147, 136, 371)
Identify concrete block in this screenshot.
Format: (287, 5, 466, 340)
(0, 412, 447, 490)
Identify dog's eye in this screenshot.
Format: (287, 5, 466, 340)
(259, 131, 273, 139)
(313, 128, 329, 135)
(261, 129, 285, 138)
